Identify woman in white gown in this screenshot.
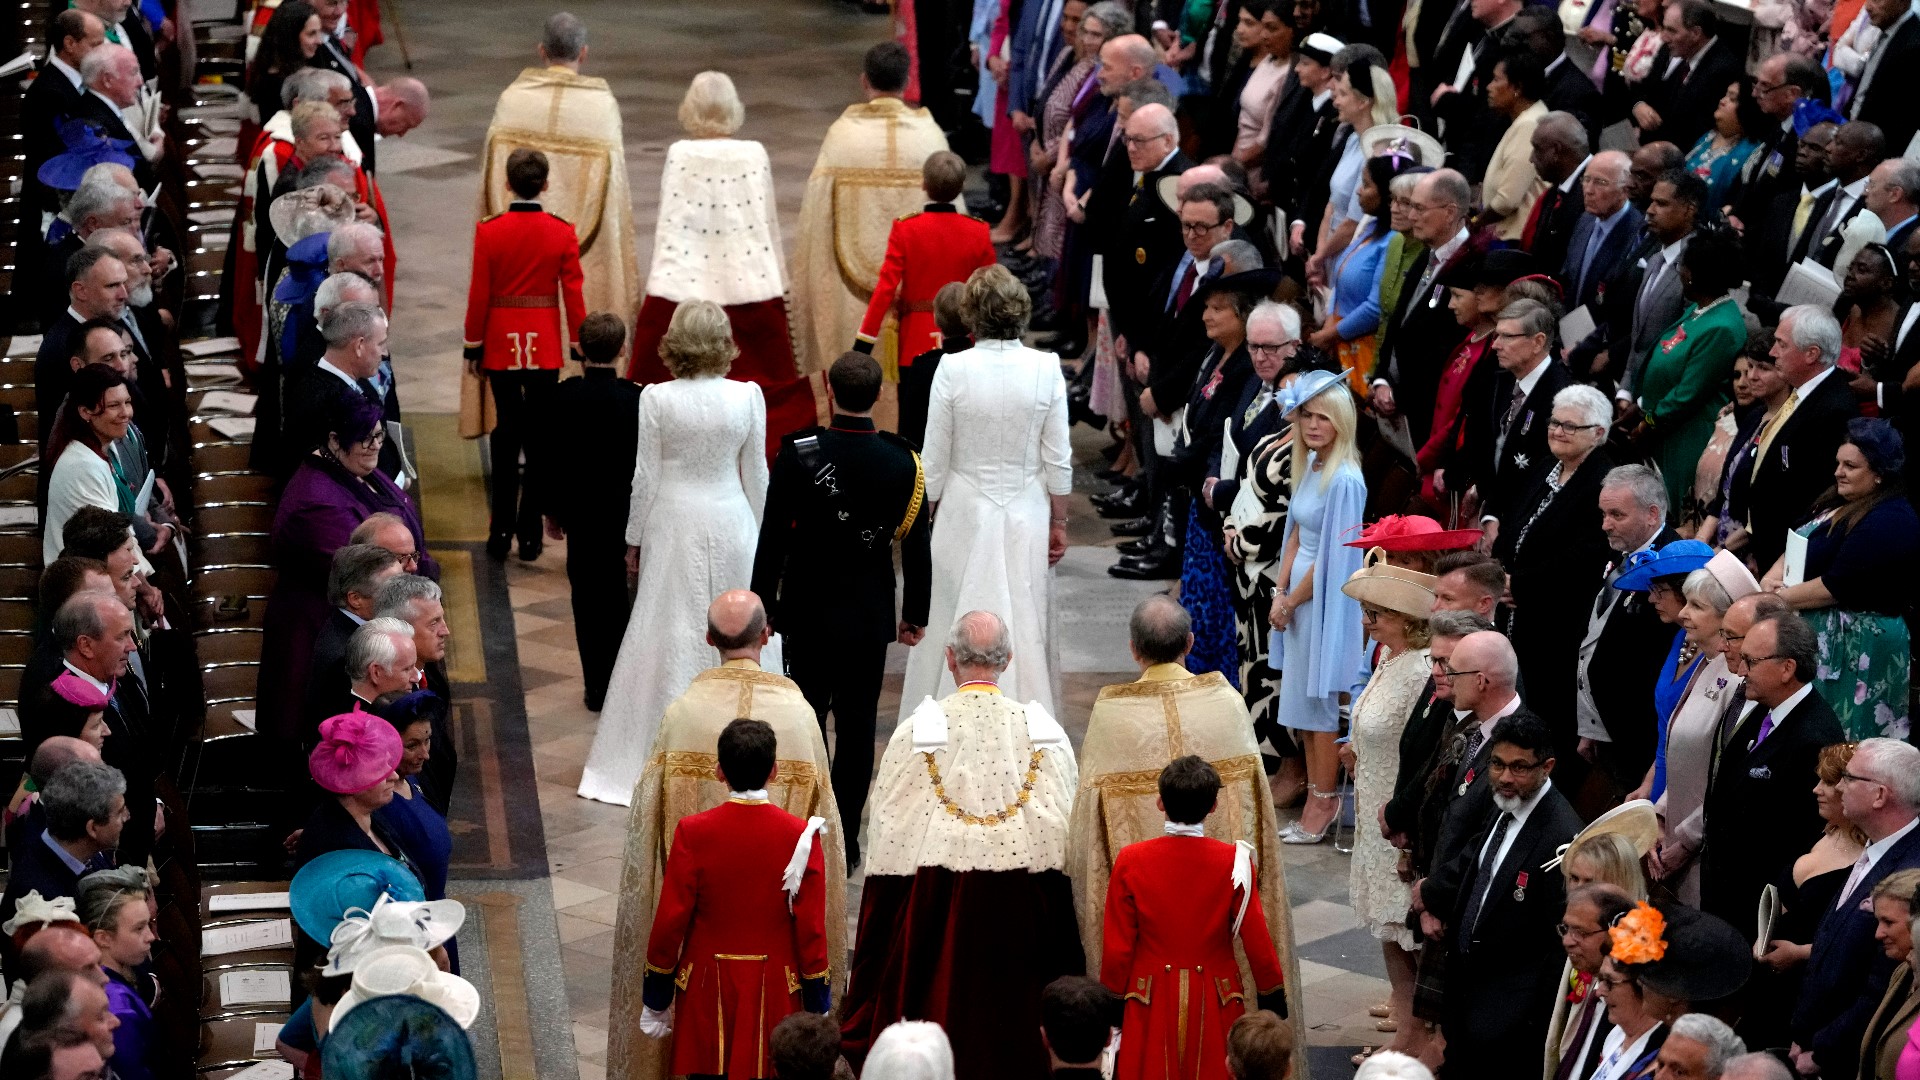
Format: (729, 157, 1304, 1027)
(577, 301, 778, 806)
(899, 265, 1072, 715)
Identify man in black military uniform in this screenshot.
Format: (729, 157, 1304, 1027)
(535, 312, 640, 711)
(751, 351, 932, 867)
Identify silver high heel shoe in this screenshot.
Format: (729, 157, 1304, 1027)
(1280, 785, 1341, 844)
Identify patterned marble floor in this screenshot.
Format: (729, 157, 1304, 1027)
(360, 0, 1397, 1075)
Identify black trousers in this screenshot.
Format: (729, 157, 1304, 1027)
(485, 369, 558, 541)
(566, 530, 632, 709)
(786, 631, 889, 851)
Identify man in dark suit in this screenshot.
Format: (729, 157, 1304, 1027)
(1560, 152, 1643, 346)
(62, 44, 156, 192)
(1728, 53, 1823, 242)
(1521, 112, 1591, 294)
(1700, 611, 1847, 932)
(36, 176, 143, 333)
(751, 352, 932, 867)
(536, 313, 642, 712)
(1745, 306, 1861, 572)
(23, 12, 104, 218)
(281, 301, 405, 480)
(1869, 230, 1920, 485)
(0, 760, 127, 939)
(1866, 158, 1920, 256)
(1410, 0, 1475, 132)
(1748, 121, 1840, 313)
(1789, 738, 1920, 1080)
(1796, 122, 1887, 272)
(1629, 0, 1742, 153)
(1388, 609, 1493, 876)
(35, 247, 131, 450)
(1097, 101, 1192, 365)
(1848, 0, 1920, 159)
(302, 545, 403, 747)
(1511, 8, 1603, 145)
(1551, 885, 1637, 1080)
(1577, 465, 1680, 795)
(1431, 0, 1522, 179)
(1452, 291, 1574, 530)
(1419, 706, 1582, 1080)
(1375, 168, 1476, 449)
(308, 0, 380, 175)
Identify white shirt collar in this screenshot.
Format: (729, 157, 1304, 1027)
(61, 660, 112, 697)
(1560, 156, 1592, 194)
(48, 55, 82, 90)
(1766, 681, 1817, 723)
(1685, 38, 1718, 73)
(87, 88, 122, 113)
(339, 607, 368, 626)
(1797, 363, 1839, 398)
(1660, 235, 1688, 264)
(318, 357, 364, 388)
(1514, 357, 1551, 398)
(1838, 175, 1870, 203)
(1433, 226, 1471, 267)
(1865, 816, 1920, 867)
(1547, 51, 1569, 74)
(1310, 87, 1333, 110)
(730, 789, 770, 803)
(1475, 692, 1523, 741)
(1164, 821, 1207, 837)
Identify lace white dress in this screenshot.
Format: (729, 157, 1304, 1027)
(898, 339, 1072, 716)
(576, 375, 781, 806)
(1348, 644, 1430, 949)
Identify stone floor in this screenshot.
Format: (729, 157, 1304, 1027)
(361, 0, 1395, 1075)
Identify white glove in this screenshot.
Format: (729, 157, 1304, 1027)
(640, 1006, 672, 1038)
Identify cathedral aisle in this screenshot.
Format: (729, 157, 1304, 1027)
(362, 0, 1395, 1076)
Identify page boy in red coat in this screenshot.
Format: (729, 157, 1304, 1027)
(852, 150, 997, 364)
(639, 718, 832, 1079)
(1101, 756, 1289, 1080)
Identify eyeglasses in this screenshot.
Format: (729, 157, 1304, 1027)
(1581, 175, 1621, 188)
(1181, 218, 1228, 234)
(1487, 757, 1545, 775)
(1738, 652, 1788, 667)
(1594, 972, 1635, 989)
(1557, 922, 1608, 940)
(1408, 201, 1452, 215)
(1546, 419, 1603, 433)
(1123, 133, 1171, 147)
(1719, 629, 1746, 645)
(1753, 79, 1787, 95)
(394, 551, 420, 568)
(1492, 330, 1533, 341)
(1840, 770, 1887, 787)
(1432, 662, 1482, 677)
(1249, 341, 1300, 354)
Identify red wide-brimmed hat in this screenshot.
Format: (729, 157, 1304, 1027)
(1342, 515, 1481, 552)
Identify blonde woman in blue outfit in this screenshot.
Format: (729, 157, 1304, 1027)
(1270, 369, 1367, 842)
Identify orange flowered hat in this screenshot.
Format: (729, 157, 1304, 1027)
(1609, 902, 1751, 1002)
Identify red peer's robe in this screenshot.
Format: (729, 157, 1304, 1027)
(1101, 834, 1287, 1080)
(645, 799, 830, 1080)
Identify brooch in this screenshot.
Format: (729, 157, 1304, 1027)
(1661, 326, 1687, 353)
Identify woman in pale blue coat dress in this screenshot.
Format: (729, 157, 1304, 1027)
(1270, 369, 1367, 843)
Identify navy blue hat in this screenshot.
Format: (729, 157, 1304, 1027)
(37, 118, 136, 193)
(1846, 417, 1905, 479)
(322, 995, 476, 1080)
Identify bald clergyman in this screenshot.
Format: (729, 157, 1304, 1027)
(606, 589, 847, 1080)
(1064, 596, 1308, 1078)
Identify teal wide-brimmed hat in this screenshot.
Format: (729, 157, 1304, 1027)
(290, 850, 425, 943)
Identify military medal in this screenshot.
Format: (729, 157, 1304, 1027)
(1513, 871, 1529, 902)
(1458, 766, 1475, 797)
(1135, 247, 1147, 264)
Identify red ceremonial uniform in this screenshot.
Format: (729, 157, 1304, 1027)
(1101, 835, 1287, 1080)
(644, 798, 831, 1080)
(462, 201, 587, 372)
(855, 205, 997, 363)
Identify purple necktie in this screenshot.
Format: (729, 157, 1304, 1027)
(1755, 710, 1775, 744)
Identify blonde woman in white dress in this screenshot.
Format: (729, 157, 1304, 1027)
(576, 301, 778, 806)
(898, 265, 1072, 715)
(1340, 552, 1436, 1063)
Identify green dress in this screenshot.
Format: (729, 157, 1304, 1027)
(1638, 296, 1744, 514)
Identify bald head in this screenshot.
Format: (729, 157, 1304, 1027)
(1177, 164, 1229, 199)
(706, 590, 770, 655)
(1455, 631, 1520, 690)
(29, 736, 104, 787)
(1106, 34, 1157, 75)
(1127, 102, 1178, 139)
(1130, 595, 1194, 667)
(16, 923, 103, 987)
(374, 77, 430, 137)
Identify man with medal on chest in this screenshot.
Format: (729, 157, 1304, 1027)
(751, 351, 932, 869)
(1416, 700, 1581, 1080)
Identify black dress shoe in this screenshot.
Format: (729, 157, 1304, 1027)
(1095, 491, 1145, 519)
(1109, 551, 1181, 579)
(518, 537, 543, 562)
(1110, 516, 1154, 537)
(1117, 537, 1154, 556)
(847, 839, 862, 871)
(486, 534, 511, 560)
(1090, 486, 1138, 511)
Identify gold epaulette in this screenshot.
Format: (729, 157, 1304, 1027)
(478, 211, 505, 224)
(896, 210, 922, 222)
